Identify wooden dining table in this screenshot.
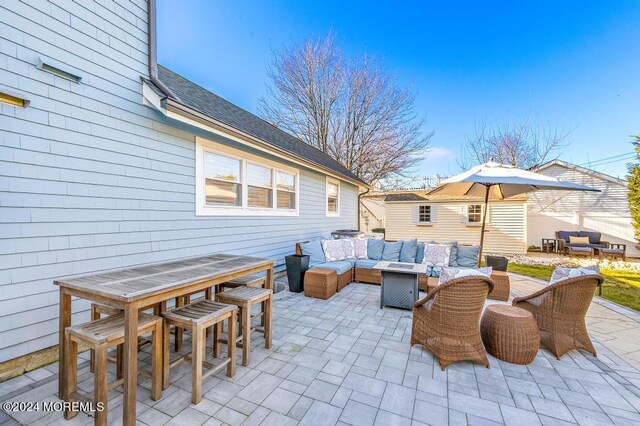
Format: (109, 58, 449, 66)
(54, 253, 274, 426)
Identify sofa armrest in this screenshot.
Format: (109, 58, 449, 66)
(599, 240, 610, 248)
(609, 243, 626, 252)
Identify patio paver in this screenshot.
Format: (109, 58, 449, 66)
(2, 274, 640, 425)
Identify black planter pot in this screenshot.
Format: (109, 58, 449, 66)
(485, 255, 508, 272)
(285, 254, 310, 293)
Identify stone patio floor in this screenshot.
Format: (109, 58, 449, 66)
(2, 274, 640, 425)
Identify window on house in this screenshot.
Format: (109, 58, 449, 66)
(276, 171, 296, 209)
(196, 138, 299, 216)
(467, 204, 483, 223)
(247, 163, 273, 208)
(204, 152, 242, 206)
(419, 205, 431, 223)
(326, 179, 340, 215)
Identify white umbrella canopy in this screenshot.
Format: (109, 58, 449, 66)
(428, 162, 600, 265)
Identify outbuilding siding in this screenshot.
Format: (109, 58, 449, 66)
(385, 201, 527, 254)
(0, 0, 358, 361)
(528, 163, 637, 257)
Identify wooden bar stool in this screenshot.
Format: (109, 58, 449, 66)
(216, 274, 267, 325)
(215, 287, 272, 367)
(89, 302, 162, 377)
(64, 312, 162, 426)
(174, 287, 213, 352)
(162, 300, 237, 404)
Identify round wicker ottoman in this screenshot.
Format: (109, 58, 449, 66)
(480, 305, 540, 365)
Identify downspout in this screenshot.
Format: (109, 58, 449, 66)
(147, 0, 178, 100)
(357, 188, 370, 232)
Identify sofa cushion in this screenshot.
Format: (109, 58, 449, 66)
(399, 239, 418, 263)
(353, 239, 368, 259)
(299, 239, 326, 266)
(550, 265, 599, 284)
(579, 231, 602, 245)
(557, 231, 579, 242)
(415, 242, 425, 263)
(322, 239, 347, 262)
(456, 245, 481, 268)
(314, 260, 355, 275)
(439, 266, 493, 284)
(367, 238, 384, 260)
(382, 241, 403, 261)
(422, 243, 451, 267)
(355, 259, 379, 269)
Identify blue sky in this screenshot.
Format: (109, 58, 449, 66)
(157, 1, 640, 179)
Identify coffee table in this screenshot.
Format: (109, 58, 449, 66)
(373, 261, 428, 309)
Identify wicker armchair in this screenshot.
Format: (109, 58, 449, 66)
(512, 274, 604, 359)
(411, 275, 494, 370)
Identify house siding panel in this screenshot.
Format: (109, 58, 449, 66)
(0, 1, 358, 361)
(385, 201, 527, 254)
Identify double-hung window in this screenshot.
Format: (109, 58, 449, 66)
(247, 163, 273, 208)
(204, 152, 242, 206)
(326, 178, 340, 216)
(467, 204, 483, 224)
(196, 137, 299, 216)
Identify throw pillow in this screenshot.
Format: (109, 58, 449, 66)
(444, 241, 458, 266)
(382, 241, 403, 261)
(422, 243, 451, 267)
(399, 239, 418, 263)
(322, 239, 346, 262)
(367, 238, 384, 260)
(549, 265, 599, 284)
(341, 238, 356, 259)
(353, 238, 368, 259)
(456, 245, 480, 267)
(299, 239, 326, 266)
(439, 266, 493, 284)
(569, 236, 590, 245)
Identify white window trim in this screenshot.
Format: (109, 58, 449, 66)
(417, 204, 434, 225)
(326, 177, 340, 217)
(195, 137, 299, 216)
(464, 204, 485, 226)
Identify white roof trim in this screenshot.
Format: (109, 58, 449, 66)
(535, 159, 627, 186)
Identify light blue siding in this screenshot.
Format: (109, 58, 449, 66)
(0, 0, 358, 361)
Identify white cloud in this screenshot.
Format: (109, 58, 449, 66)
(423, 146, 455, 160)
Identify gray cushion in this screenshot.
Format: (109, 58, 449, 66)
(314, 260, 355, 275)
(299, 239, 326, 266)
(382, 241, 403, 261)
(557, 231, 579, 242)
(399, 239, 418, 263)
(456, 245, 480, 268)
(579, 231, 602, 244)
(355, 259, 379, 269)
(367, 239, 384, 260)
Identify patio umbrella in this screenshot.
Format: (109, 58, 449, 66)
(428, 162, 600, 265)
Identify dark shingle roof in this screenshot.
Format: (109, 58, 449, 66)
(384, 193, 428, 202)
(155, 65, 366, 186)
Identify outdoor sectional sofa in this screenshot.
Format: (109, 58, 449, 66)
(295, 239, 510, 301)
(555, 230, 626, 260)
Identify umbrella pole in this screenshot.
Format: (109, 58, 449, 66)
(478, 184, 490, 267)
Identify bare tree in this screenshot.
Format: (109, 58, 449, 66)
(460, 116, 569, 170)
(258, 33, 431, 185)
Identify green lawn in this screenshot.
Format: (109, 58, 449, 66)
(508, 263, 640, 311)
